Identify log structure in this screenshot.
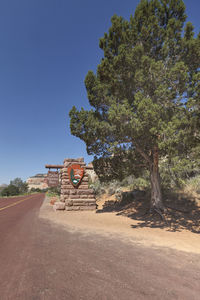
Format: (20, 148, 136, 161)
(60, 157, 96, 211)
(45, 165, 63, 170)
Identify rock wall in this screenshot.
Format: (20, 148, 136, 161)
(60, 158, 96, 211)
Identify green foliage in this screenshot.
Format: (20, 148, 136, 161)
(121, 175, 136, 187)
(46, 186, 61, 197)
(159, 152, 200, 188)
(69, 0, 200, 195)
(90, 173, 150, 197)
(89, 179, 106, 196)
(121, 174, 150, 190)
(185, 175, 200, 194)
(30, 188, 45, 193)
(0, 178, 31, 197)
(10, 177, 28, 194)
(0, 185, 7, 194)
(1, 185, 20, 197)
(129, 177, 150, 190)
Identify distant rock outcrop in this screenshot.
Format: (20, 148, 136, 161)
(26, 174, 48, 190)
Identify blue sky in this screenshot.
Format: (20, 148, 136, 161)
(0, 0, 199, 184)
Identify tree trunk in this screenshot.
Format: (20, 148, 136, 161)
(150, 147, 164, 212)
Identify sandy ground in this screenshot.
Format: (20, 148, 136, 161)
(39, 196, 200, 255)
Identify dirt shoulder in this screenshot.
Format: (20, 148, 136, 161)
(39, 196, 200, 255)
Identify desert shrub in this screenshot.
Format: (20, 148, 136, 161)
(89, 179, 106, 196)
(106, 180, 120, 195)
(115, 188, 123, 200)
(91, 175, 150, 197)
(108, 186, 115, 196)
(129, 177, 150, 190)
(46, 186, 61, 197)
(184, 175, 200, 194)
(30, 188, 46, 193)
(159, 156, 200, 189)
(121, 175, 135, 187)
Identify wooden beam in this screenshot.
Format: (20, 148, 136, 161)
(45, 165, 64, 169)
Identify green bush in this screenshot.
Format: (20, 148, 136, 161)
(159, 156, 200, 189)
(46, 186, 61, 197)
(1, 185, 20, 197)
(89, 179, 106, 196)
(129, 177, 150, 190)
(121, 175, 136, 187)
(185, 175, 200, 194)
(30, 188, 46, 193)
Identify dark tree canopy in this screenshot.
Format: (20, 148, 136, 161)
(1, 185, 19, 197)
(70, 0, 200, 213)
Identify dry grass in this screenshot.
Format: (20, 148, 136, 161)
(40, 193, 200, 254)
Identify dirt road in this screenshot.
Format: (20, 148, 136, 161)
(0, 194, 199, 299)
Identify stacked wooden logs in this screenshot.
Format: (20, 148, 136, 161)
(60, 158, 96, 211)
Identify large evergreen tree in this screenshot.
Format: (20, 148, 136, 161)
(69, 0, 200, 214)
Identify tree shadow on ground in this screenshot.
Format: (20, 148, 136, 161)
(96, 190, 200, 233)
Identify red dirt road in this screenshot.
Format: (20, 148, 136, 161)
(0, 193, 200, 300)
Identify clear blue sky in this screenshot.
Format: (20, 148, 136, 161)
(0, 0, 199, 184)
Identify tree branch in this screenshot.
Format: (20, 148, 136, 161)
(133, 141, 152, 165)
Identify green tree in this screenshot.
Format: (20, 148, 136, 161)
(10, 177, 28, 194)
(69, 0, 200, 214)
(1, 185, 20, 197)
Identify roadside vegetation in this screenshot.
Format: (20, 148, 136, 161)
(0, 177, 61, 199)
(70, 0, 200, 220)
(46, 186, 61, 197)
(0, 178, 50, 197)
(0, 178, 29, 197)
(90, 168, 200, 200)
(89, 162, 200, 232)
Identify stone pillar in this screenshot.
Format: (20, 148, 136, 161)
(60, 158, 96, 211)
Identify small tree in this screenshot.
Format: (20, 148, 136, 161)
(10, 177, 28, 194)
(69, 0, 200, 215)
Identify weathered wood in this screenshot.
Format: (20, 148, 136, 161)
(45, 165, 63, 169)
